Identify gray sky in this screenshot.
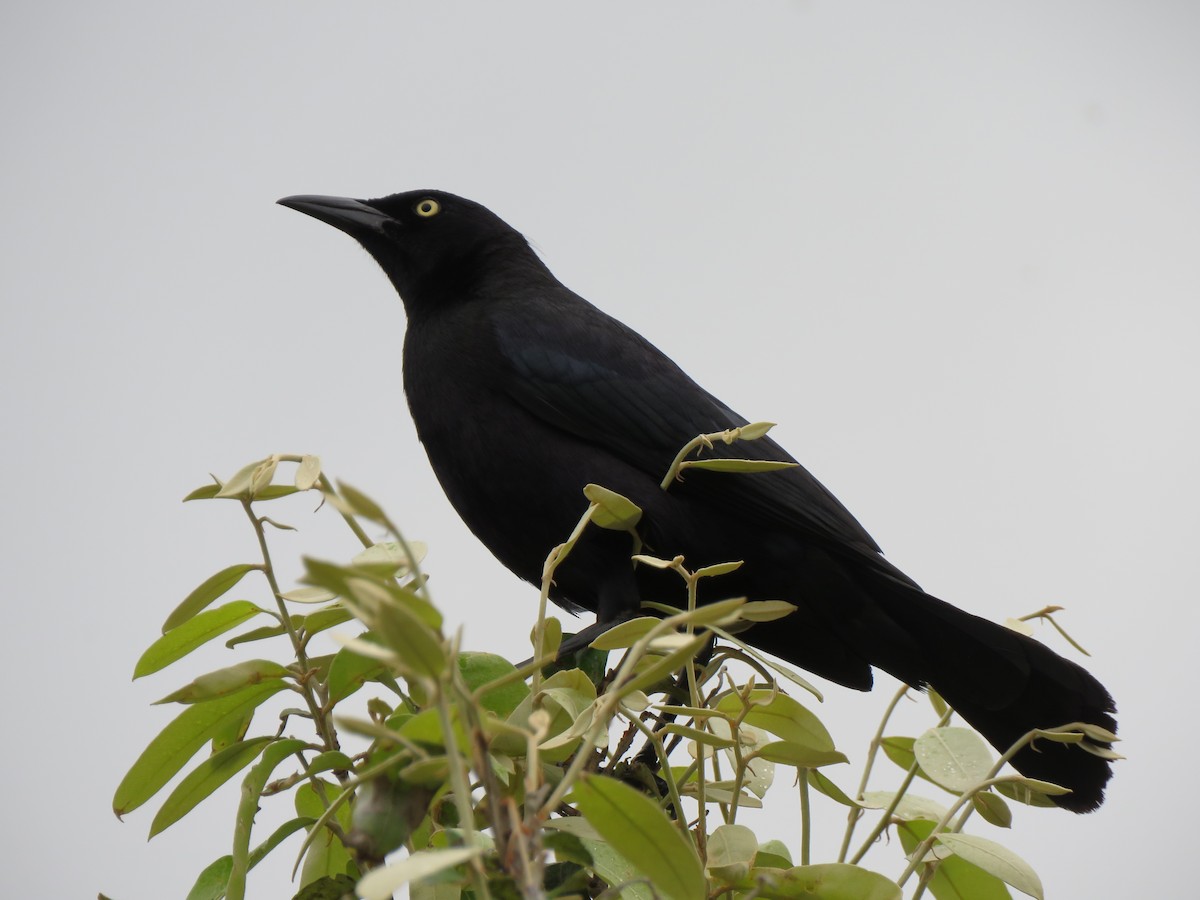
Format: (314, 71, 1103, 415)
(3, 1, 1197, 897)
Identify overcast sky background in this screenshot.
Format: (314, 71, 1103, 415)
(3, 2, 1198, 897)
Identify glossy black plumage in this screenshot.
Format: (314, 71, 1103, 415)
(279, 189, 1117, 811)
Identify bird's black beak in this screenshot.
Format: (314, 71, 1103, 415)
(277, 194, 394, 237)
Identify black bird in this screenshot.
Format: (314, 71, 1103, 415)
(279, 189, 1117, 811)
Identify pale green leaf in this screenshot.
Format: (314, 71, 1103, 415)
(681, 458, 798, 474)
(583, 483, 643, 530)
(706, 823, 758, 884)
(860, 791, 949, 822)
(934, 834, 1043, 900)
(694, 560, 744, 579)
(352, 540, 428, 576)
(295, 455, 322, 490)
(356, 847, 483, 900)
(914, 727, 994, 793)
(588, 616, 659, 650)
(898, 821, 1012, 900)
(280, 586, 338, 604)
(215, 457, 270, 499)
(736, 421, 776, 440)
(737, 600, 798, 623)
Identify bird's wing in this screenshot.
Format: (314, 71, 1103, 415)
(492, 299, 889, 560)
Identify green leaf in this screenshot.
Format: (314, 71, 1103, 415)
(880, 736, 937, 786)
(335, 481, 387, 522)
(898, 821, 1012, 900)
(754, 839, 793, 870)
(225, 624, 287, 648)
(295, 780, 356, 888)
(694, 560, 744, 579)
(149, 737, 274, 837)
(544, 817, 655, 900)
(588, 617, 660, 650)
(155, 659, 291, 705)
(914, 727, 994, 793)
(356, 847, 484, 900)
(184, 818, 320, 900)
(716, 690, 837, 753)
(972, 790, 1013, 828)
(209, 708, 253, 753)
(755, 742, 848, 768)
(306, 751, 354, 776)
(370, 595, 446, 679)
(995, 775, 1072, 796)
(280, 586, 338, 604)
(679, 596, 746, 627)
(583, 483, 643, 530)
(737, 600, 798, 623)
(993, 780, 1058, 809)
(162, 564, 259, 633)
(631, 553, 680, 569)
(736, 421, 776, 440)
(860, 791, 949, 822)
(250, 815, 314, 867)
(225, 739, 310, 900)
(572, 774, 705, 900)
(935, 834, 1042, 900)
(113, 681, 288, 817)
(619, 633, 708, 696)
(662, 723, 738, 749)
(183, 483, 221, 502)
(458, 652, 530, 718)
(928, 688, 949, 718)
(806, 769, 859, 807)
(250, 484, 299, 501)
(301, 605, 354, 638)
(185, 855, 233, 900)
(352, 540, 428, 577)
(135, 600, 262, 678)
(749, 862, 902, 899)
(706, 823, 758, 884)
(327, 641, 390, 704)
(681, 458, 798, 474)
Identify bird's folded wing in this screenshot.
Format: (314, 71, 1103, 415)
(494, 311, 890, 562)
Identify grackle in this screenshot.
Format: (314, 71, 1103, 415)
(279, 189, 1117, 811)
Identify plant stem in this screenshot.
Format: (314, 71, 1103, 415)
(798, 770, 811, 866)
(838, 684, 909, 862)
(242, 499, 339, 754)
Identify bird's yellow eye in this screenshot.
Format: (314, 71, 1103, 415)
(415, 198, 441, 217)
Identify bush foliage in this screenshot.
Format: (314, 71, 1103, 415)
(112, 448, 1111, 899)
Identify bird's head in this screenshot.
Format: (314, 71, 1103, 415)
(277, 189, 540, 312)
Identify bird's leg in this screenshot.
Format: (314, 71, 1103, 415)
(553, 563, 642, 658)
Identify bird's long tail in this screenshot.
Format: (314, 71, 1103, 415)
(862, 575, 1117, 812)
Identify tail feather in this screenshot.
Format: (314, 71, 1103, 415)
(867, 579, 1117, 812)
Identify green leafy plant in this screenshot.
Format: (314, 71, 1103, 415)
(113, 440, 1115, 900)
